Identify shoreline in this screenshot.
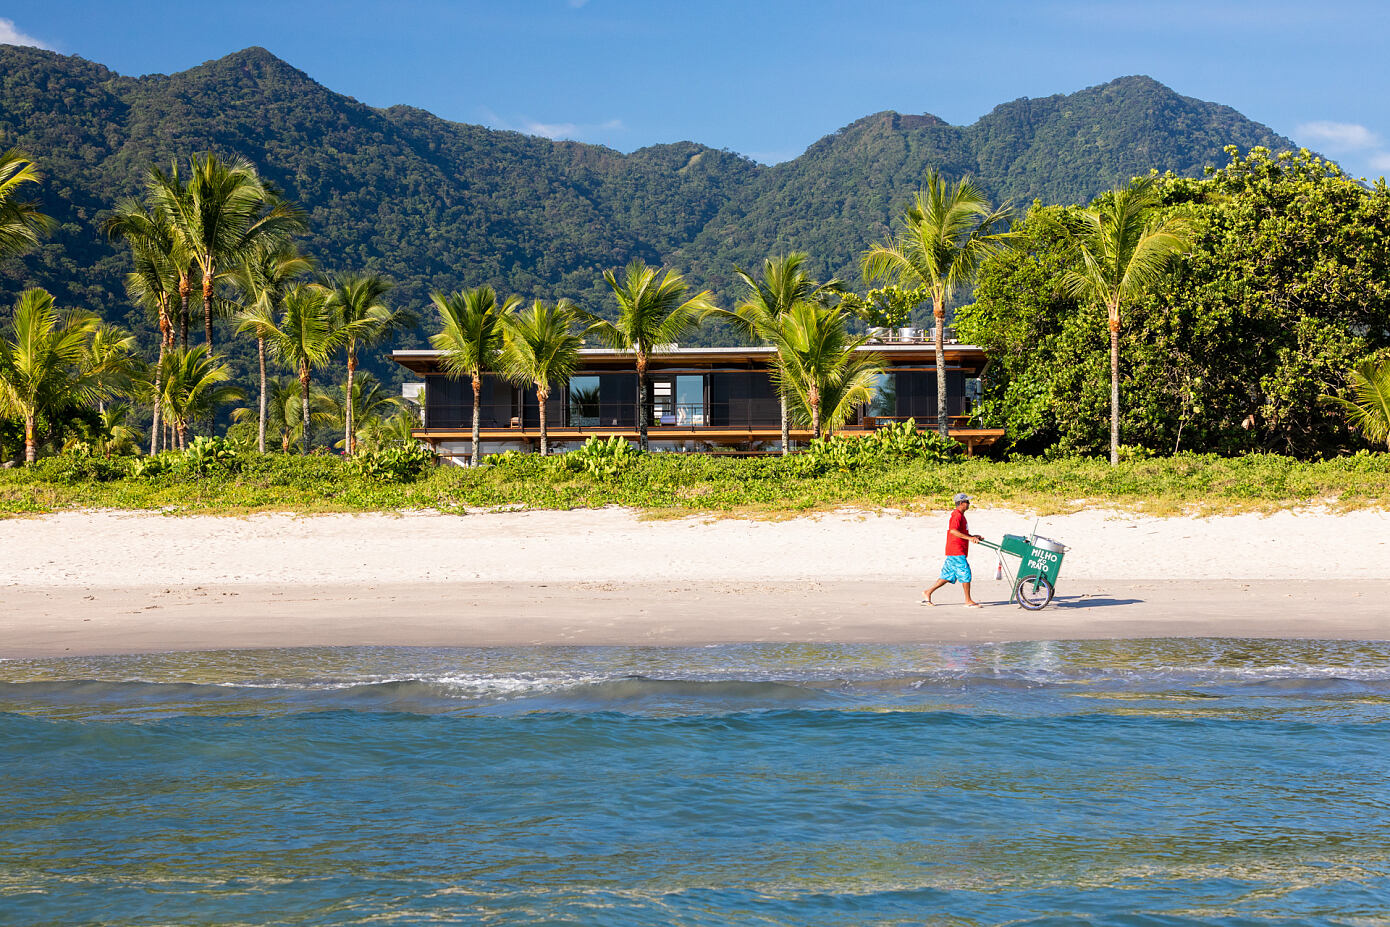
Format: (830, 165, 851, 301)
(5, 509, 1389, 657)
(4, 579, 1389, 658)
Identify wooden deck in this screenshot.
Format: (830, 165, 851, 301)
(414, 425, 1005, 455)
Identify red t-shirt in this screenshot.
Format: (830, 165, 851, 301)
(945, 509, 970, 556)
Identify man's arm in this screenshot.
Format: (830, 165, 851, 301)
(949, 528, 985, 543)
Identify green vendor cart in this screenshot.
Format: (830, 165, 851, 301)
(976, 532, 1069, 610)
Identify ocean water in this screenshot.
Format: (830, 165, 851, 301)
(2, 640, 1389, 926)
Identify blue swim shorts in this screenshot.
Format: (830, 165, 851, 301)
(939, 555, 972, 584)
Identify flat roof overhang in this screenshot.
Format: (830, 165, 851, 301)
(392, 343, 990, 376)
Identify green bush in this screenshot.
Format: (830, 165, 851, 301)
(798, 421, 961, 474)
(32, 447, 132, 483)
(349, 442, 436, 483)
(181, 436, 243, 477)
(553, 435, 645, 478)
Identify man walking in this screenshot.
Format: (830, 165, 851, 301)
(923, 492, 985, 607)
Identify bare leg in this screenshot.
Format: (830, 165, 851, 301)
(962, 580, 981, 607)
(923, 578, 949, 605)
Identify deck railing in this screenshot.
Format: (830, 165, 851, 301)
(425, 401, 970, 432)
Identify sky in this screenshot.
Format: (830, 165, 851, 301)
(4, 0, 1390, 179)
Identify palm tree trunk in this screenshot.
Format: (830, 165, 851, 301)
(934, 298, 948, 439)
(151, 314, 168, 455)
(178, 419, 188, 450)
(780, 395, 789, 455)
(636, 353, 649, 452)
(257, 337, 268, 454)
(345, 353, 357, 456)
(811, 394, 822, 440)
(179, 274, 191, 350)
(301, 364, 312, 455)
(24, 414, 36, 464)
(1110, 318, 1121, 466)
(471, 374, 482, 466)
(203, 270, 215, 348)
(537, 386, 549, 456)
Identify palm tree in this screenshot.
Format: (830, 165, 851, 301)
(323, 273, 414, 455)
(142, 163, 198, 349)
(1059, 177, 1192, 465)
(69, 403, 143, 458)
(863, 169, 1015, 437)
(0, 289, 99, 463)
(0, 149, 54, 260)
(151, 153, 305, 348)
(1323, 357, 1390, 451)
(764, 301, 881, 438)
(155, 346, 244, 449)
(584, 259, 716, 451)
(233, 376, 335, 453)
(237, 284, 343, 454)
(325, 372, 404, 452)
(500, 300, 585, 456)
(429, 286, 521, 465)
(717, 253, 842, 454)
(228, 243, 314, 452)
(105, 197, 185, 452)
(84, 323, 141, 415)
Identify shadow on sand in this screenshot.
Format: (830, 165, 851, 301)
(1049, 594, 1145, 609)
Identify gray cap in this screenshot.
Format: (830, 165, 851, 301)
(953, 492, 971, 504)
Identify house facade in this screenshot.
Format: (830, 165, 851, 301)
(391, 340, 1004, 460)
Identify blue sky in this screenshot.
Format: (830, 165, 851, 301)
(4, 1, 1389, 179)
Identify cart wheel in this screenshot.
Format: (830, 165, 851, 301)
(1014, 574, 1054, 610)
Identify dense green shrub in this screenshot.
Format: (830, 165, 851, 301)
(552, 436, 645, 478)
(349, 442, 436, 483)
(181, 436, 243, 477)
(797, 421, 961, 474)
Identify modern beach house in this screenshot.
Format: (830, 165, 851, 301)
(392, 332, 1004, 460)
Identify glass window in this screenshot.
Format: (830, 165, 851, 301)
(676, 375, 705, 425)
(568, 376, 601, 426)
(869, 373, 897, 418)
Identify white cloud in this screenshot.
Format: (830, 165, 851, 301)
(1369, 153, 1390, 173)
(1296, 120, 1380, 151)
(517, 117, 623, 142)
(0, 18, 53, 49)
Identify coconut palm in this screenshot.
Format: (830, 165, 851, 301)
(583, 259, 716, 451)
(237, 284, 343, 454)
(155, 346, 243, 449)
(323, 273, 413, 455)
(0, 149, 54, 260)
(151, 153, 305, 348)
(429, 286, 521, 465)
(500, 300, 585, 456)
(717, 253, 843, 454)
(84, 323, 141, 415)
(233, 376, 335, 453)
(766, 301, 882, 439)
(1323, 357, 1390, 451)
(0, 289, 99, 463)
(325, 372, 404, 452)
(141, 163, 199, 348)
(105, 196, 185, 452)
(863, 169, 1015, 437)
(1059, 177, 1192, 465)
(228, 243, 315, 452)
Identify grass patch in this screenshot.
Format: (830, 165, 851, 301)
(1, 450, 1388, 517)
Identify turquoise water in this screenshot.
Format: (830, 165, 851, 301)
(2, 640, 1389, 926)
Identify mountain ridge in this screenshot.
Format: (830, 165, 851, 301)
(0, 44, 1299, 374)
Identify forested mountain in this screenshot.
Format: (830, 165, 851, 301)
(0, 43, 1297, 383)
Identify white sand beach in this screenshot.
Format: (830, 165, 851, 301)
(2, 507, 1388, 656)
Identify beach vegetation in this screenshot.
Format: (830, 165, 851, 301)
(863, 169, 1016, 437)
(582, 260, 716, 451)
(150, 345, 244, 449)
(429, 286, 520, 466)
(1057, 177, 1192, 466)
(0, 288, 100, 463)
(1323, 356, 1390, 451)
(499, 300, 585, 456)
(718, 254, 844, 454)
(227, 242, 316, 452)
(323, 273, 413, 455)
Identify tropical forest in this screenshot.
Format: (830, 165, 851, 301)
(0, 45, 1387, 516)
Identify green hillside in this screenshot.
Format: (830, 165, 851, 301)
(0, 44, 1298, 382)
